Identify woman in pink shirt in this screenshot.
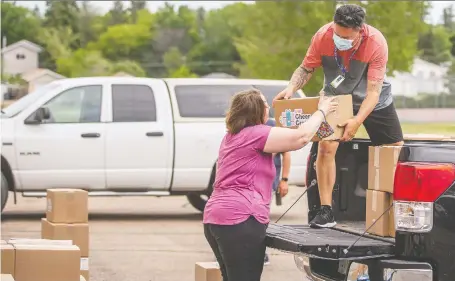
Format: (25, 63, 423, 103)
(203, 88, 338, 281)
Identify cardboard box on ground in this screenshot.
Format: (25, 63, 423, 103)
(0, 189, 90, 281)
(195, 262, 222, 281)
(366, 146, 402, 238)
(273, 94, 353, 141)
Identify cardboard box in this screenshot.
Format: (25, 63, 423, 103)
(41, 218, 89, 256)
(80, 257, 89, 281)
(47, 189, 88, 223)
(1, 274, 15, 281)
(368, 146, 402, 193)
(1, 243, 15, 275)
(195, 262, 222, 281)
(14, 244, 80, 281)
(273, 94, 353, 141)
(8, 238, 73, 245)
(366, 190, 393, 237)
(80, 275, 87, 281)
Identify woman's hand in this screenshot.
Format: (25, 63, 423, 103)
(318, 94, 338, 116)
(279, 181, 289, 197)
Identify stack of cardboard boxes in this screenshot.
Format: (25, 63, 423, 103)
(42, 189, 90, 281)
(366, 145, 402, 237)
(0, 189, 89, 281)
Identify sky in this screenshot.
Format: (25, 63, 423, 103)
(9, 1, 455, 25)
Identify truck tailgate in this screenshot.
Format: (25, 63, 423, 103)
(265, 223, 394, 260)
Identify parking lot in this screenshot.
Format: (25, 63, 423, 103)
(1, 187, 308, 281)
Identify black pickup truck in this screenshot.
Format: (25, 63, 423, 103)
(266, 139, 455, 281)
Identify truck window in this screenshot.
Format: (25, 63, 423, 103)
(112, 84, 157, 122)
(43, 85, 102, 123)
(253, 85, 301, 117)
(174, 84, 300, 118)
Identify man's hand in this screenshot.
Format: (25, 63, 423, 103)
(273, 87, 294, 106)
(272, 66, 314, 107)
(279, 181, 289, 197)
(338, 118, 362, 142)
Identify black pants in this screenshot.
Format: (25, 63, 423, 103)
(204, 216, 267, 281)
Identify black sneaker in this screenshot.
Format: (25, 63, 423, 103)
(309, 205, 336, 228)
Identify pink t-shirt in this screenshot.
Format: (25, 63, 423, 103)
(203, 125, 275, 225)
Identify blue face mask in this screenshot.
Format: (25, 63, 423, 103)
(333, 33, 354, 51)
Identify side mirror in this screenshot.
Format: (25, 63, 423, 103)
(24, 107, 51, 125)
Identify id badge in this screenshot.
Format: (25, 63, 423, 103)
(330, 75, 345, 89)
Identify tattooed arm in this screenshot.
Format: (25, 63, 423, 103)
(354, 79, 383, 123)
(287, 66, 315, 93)
(355, 41, 388, 123)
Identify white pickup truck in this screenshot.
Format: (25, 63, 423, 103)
(0, 77, 310, 212)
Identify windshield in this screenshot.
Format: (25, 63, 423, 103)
(1, 82, 62, 118)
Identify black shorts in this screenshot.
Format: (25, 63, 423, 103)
(354, 102, 403, 146)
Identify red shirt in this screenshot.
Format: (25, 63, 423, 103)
(302, 22, 392, 110)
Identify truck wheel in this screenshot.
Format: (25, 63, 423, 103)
(1, 171, 9, 212)
(187, 191, 212, 213)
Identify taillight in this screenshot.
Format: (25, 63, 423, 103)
(394, 162, 455, 202)
(393, 162, 455, 233)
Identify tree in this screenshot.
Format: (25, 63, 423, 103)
(111, 60, 146, 77)
(363, 1, 430, 73)
(79, 1, 99, 47)
(234, 1, 429, 95)
(43, 0, 80, 49)
(169, 65, 198, 78)
(163, 47, 185, 74)
(417, 25, 452, 65)
(108, 0, 128, 26)
(91, 23, 152, 61)
(130, 0, 147, 24)
(0, 2, 41, 45)
(187, 3, 247, 76)
(234, 1, 335, 95)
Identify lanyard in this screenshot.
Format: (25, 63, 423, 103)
(334, 36, 364, 76)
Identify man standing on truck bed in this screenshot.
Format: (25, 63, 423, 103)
(273, 4, 404, 228)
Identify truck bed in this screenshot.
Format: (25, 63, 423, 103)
(265, 223, 395, 260)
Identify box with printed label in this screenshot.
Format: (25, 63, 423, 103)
(1, 243, 15, 275)
(80, 257, 89, 281)
(366, 190, 393, 237)
(368, 146, 402, 194)
(273, 94, 353, 142)
(195, 262, 222, 281)
(47, 189, 88, 223)
(41, 218, 89, 256)
(13, 244, 81, 281)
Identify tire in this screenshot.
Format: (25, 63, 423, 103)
(187, 164, 216, 212)
(1, 171, 9, 212)
(187, 191, 212, 212)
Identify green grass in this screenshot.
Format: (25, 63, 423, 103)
(355, 122, 455, 139)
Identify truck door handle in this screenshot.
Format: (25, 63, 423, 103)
(81, 133, 100, 138)
(146, 132, 163, 137)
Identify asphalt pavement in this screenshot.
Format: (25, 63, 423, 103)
(1, 187, 308, 281)
(0, 187, 432, 281)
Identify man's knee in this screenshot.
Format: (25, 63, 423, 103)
(317, 141, 339, 160)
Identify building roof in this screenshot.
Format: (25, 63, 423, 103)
(21, 68, 66, 82)
(1, 40, 43, 54)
